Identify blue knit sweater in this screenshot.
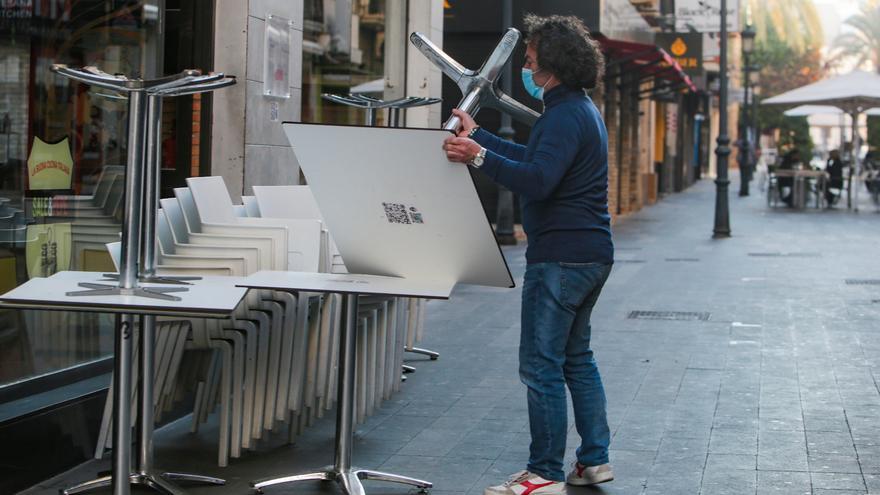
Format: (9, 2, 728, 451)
(474, 85, 614, 265)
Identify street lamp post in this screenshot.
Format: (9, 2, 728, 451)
(494, 0, 517, 245)
(713, 0, 732, 238)
(738, 24, 756, 197)
(751, 69, 760, 161)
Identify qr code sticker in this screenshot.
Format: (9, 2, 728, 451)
(383, 203, 425, 224)
(383, 202, 411, 224)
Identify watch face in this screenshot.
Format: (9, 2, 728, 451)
(473, 156, 484, 166)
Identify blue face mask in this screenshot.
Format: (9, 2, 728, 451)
(521, 68, 546, 100)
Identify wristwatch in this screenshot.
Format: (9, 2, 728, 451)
(469, 147, 487, 168)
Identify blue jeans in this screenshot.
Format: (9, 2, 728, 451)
(520, 262, 612, 481)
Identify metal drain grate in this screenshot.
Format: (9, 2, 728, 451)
(749, 252, 822, 258)
(628, 310, 710, 321)
(666, 258, 700, 262)
(846, 279, 880, 285)
(615, 259, 647, 264)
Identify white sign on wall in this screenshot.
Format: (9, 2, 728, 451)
(263, 14, 292, 99)
(675, 0, 740, 33)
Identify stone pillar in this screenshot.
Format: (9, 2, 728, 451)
(627, 79, 642, 212)
(211, 0, 305, 200)
(604, 78, 620, 218)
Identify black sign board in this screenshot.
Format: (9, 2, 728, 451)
(656, 33, 703, 76)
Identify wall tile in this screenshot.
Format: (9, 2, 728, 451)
(245, 80, 301, 146)
(244, 144, 301, 193)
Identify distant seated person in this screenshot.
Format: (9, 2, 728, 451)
(825, 149, 844, 207)
(777, 148, 801, 206)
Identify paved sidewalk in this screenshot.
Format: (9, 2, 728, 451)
(26, 178, 880, 494)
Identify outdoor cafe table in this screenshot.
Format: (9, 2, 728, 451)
(772, 169, 829, 208)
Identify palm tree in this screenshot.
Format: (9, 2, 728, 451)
(832, 3, 880, 73)
(747, 0, 824, 53)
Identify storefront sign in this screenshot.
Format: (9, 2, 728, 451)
(27, 136, 73, 190)
(675, 0, 739, 33)
(0, 0, 70, 20)
(656, 33, 703, 76)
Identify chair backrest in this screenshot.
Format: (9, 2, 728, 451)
(102, 174, 126, 218)
(252, 185, 323, 220)
(159, 197, 191, 244)
(173, 187, 203, 233)
(155, 209, 177, 255)
(92, 167, 124, 208)
(242, 196, 261, 217)
(185, 176, 238, 224)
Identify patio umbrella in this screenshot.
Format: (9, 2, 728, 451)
(764, 70, 880, 210)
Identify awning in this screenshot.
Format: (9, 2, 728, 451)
(597, 37, 697, 94)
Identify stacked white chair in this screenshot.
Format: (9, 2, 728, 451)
(251, 185, 420, 415)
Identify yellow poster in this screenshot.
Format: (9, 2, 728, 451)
(25, 223, 72, 279)
(27, 137, 74, 191)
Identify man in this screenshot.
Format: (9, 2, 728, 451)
(777, 148, 801, 207)
(825, 149, 844, 207)
(443, 14, 614, 495)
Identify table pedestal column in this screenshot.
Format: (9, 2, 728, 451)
(252, 293, 432, 495)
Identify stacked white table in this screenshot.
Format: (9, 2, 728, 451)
(0, 271, 248, 495)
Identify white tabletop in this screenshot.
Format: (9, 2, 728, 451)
(282, 123, 514, 289)
(0, 271, 248, 318)
(238, 271, 455, 300)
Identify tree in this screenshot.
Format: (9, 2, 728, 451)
(746, 0, 824, 54)
(752, 37, 826, 159)
(832, 3, 880, 72)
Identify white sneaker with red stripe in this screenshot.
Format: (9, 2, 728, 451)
(484, 470, 566, 495)
(566, 462, 614, 486)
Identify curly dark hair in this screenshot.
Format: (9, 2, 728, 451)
(523, 14, 605, 91)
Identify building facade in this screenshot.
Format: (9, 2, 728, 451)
(442, 0, 706, 223)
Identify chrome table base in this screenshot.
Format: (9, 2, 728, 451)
(62, 472, 225, 495)
(406, 346, 440, 360)
(66, 282, 189, 301)
(410, 28, 540, 131)
(253, 468, 431, 495)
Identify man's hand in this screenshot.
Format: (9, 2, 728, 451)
(443, 136, 482, 164)
(451, 109, 478, 137)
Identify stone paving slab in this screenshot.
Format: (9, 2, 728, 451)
(21, 179, 880, 494)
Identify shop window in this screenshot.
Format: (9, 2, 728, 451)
(0, 1, 159, 401)
(302, 0, 391, 124)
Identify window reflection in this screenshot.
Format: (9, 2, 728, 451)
(0, 1, 153, 388)
(302, 0, 387, 124)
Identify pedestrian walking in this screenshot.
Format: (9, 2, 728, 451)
(443, 14, 615, 495)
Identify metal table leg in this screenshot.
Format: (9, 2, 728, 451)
(62, 315, 226, 495)
(252, 294, 432, 495)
